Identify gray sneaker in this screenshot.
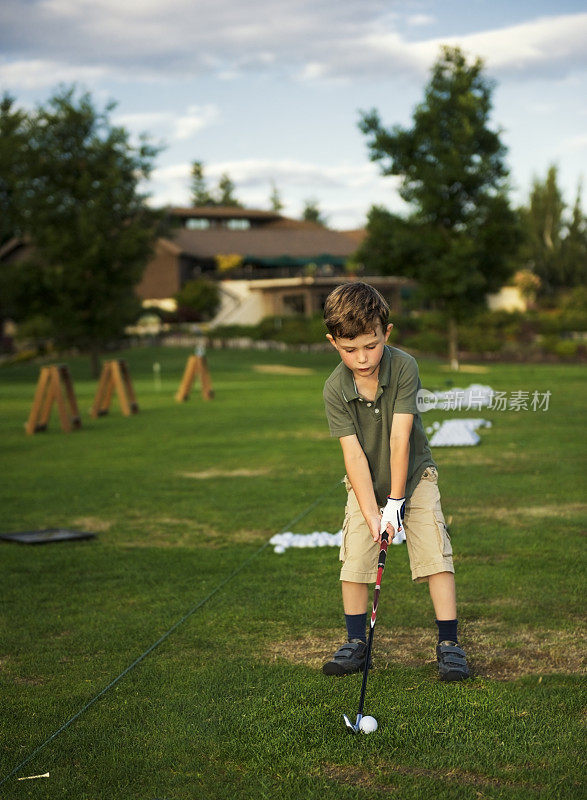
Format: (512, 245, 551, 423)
(322, 639, 370, 676)
(436, 640, 470, 681)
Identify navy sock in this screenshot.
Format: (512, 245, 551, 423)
(345, 613, 367, 643)
(436, 619, 458, 644)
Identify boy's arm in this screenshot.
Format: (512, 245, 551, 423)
(389, 412, 413, 499)
(339, 434, 381, 542)
(380, 413, 414, 539)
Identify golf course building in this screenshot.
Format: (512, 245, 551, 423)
(137, 207, 410, 325)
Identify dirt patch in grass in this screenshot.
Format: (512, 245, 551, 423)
(461, 503, 586, 521)
(118, 518, 266, 549)
(461, 621, 586, 680)
(72, 516, 112, 532)
(253, 364, 314, 376)
(266, 622, 586, 681)
(179, 468, 270, 479)
(321, 762, 542, 793)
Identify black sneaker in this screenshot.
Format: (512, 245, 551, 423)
(436, 640, 470, 681)
(322, 639, 370, 676)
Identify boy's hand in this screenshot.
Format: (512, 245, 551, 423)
(380, 497, 406, 543)
(367, 513, 383, 543)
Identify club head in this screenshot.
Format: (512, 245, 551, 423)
(343, 713, 361, 734)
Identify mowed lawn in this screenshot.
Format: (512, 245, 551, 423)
(0, 346, 585, 800)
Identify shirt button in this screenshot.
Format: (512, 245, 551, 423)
(375, 409, 380, 414)
(367, 403, 372, 407)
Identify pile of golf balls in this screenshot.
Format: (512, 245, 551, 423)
(270, 528, 405, 553)
(359, 716, 378, 734)
(269, 530, 342, 554)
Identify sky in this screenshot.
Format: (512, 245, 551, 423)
(1, 0, 586, 230)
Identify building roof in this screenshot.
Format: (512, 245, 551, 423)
(170, 218, 357, 262)
(341, 228, 368, 246)
(169, 206, 282, 222)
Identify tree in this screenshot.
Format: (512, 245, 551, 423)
(0, 93, 28, 246)
(217, 172, 241, 207)
(302, 198, 327, 226)
(174, 278, 220, 322)
(560, 184, 587, 289)
(518, 165, 565, 294)
(189, 162, 241, 207)
(358, 46, 520, 368)
(189, 160, 213, 206)
(519, 166, 586, 293)
(269, 180, 284, 213)
(3, 88, 161, 375)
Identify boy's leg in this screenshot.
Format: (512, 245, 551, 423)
(428, 571, 457, 620)
(404, 467, 469, 680)
(342, 581, 368, 614)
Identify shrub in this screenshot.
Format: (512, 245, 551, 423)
(542, 338, 579, 359)
(402, 331, 447, 355)
(458, 326, 502, 353)
(174, 279, 220, 322)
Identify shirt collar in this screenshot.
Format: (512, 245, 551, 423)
(340, 346, 391, 403)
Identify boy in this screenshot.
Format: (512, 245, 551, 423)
(322, 282, 469, 681)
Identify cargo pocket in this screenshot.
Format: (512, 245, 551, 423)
(434, 499, 452, 558)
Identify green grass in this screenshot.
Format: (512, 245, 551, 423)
(0, 347, 585, 799)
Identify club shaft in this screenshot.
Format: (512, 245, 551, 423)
(356, 533, 389, 718)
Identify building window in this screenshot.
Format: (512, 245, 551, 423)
(226, 219, 251, 230)
(186, 219, 211, 230)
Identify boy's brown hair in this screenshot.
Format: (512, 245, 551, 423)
(324, 282, 389, 339)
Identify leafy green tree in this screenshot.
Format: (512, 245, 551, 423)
(358, 46, 519, 368)
(3, 87, 161, 375)
(174, 279, 220, 322)
(302, 198, 326, 226)
(190, 160, 213, 206)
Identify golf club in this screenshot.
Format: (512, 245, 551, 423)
(343, 528, 390, 734)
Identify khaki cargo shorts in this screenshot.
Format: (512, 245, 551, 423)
(340, 467, 454, 584)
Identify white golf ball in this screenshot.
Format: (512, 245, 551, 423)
(359, 715, 378, 734)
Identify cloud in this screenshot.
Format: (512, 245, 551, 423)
(113, 104, 220, 142)
(413, 13, 587, 74)
(405, 14, 436, 28)
(318, 13, 587, 82)
(0, 58, 109, 90)
(560, 134, 587, 153)
(147, 156, 404, 228)
(173, 105, 220, 140)
(2, 1, 586, 91)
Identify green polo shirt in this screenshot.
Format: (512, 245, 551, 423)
(323, 345, 436, 505)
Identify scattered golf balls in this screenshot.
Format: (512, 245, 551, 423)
(359, 715, 378, 734)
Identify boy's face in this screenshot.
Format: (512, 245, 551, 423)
(327, 323, 392, 380)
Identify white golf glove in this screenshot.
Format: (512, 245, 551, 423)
(380, 497, 406, 545)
